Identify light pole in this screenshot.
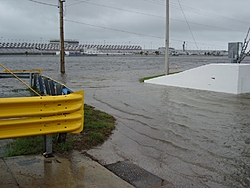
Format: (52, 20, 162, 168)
(165, 0, 169, 75)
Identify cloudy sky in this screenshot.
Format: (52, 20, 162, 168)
(0, 0, 249, 50)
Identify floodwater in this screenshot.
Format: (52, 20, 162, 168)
(1, 55, 250, 187)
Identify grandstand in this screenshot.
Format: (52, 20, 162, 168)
(0, 41, 143, 55)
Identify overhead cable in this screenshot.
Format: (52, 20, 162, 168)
(177, 0, 199, 50)
(138, 0, 250, 25)
(65, 19, 225, 47)
(70, 1, 245, 33)
(27, 0, 58, 7)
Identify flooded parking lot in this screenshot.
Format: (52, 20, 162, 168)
(1, 55, 250, 187)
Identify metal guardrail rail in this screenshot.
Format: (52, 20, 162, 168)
(0, 90, 84, 139)
(0, 72, 33, 78)
(0, 66, 84, 157)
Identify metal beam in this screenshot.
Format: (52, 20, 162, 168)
(0, 73, 31, 78)
(0, 90, 84, 139)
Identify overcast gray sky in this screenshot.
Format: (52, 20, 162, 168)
(0, 0, 249, 50)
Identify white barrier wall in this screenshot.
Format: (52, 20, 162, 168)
(145, 64, 250, 94)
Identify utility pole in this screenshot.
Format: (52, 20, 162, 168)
(59, 0, 65, 73)
(165, 0, 169, 75)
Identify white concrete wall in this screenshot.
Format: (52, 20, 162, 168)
(238, 65, 250, 93)
(145, 64, 250, 94)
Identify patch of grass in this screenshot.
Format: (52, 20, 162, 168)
(5, 136, 44, 156)
(139, 74, 165, 83)
(11, 88, 27, 92)
(5, 104, 115, 157)
(139, 71, 182, 83)
(11, 86, 38, 93)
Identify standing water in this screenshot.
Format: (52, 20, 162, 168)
(1, 55, 250, 187)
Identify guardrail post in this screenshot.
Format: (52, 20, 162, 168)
(56, 84, 62, 95)
(33, 73, 38, 88)
(57, 133, 67, 143)
(29, 73, 32, 87)
(43, 135, 53, 158)
(38, 75, 44, 95)
(42, 76, 54, 157)
(49, 80, 55, 96)
(44, 78, 51, 95)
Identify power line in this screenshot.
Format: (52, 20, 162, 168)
(171, 18, 244, 33)
(27, 0, 58, 7)
(25, 0, 235, 48)
(170, 1, 249, 25)
(138, 0, 164, 6)
(65, 19, 225, 48)
(73, 1, 164, 19)
(66, 0, 91, 7)
(66, 1, 246, 34)
(138, 0, 250, 25)
(177, 0, 199, 50)
(65, 19, 163, 39)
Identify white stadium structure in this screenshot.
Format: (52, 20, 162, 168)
(0, 39, 142, 55)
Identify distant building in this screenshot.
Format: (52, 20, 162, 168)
(0, 39, 143, 55)
(158, 47, 175, 50)
(158, 47, 175, 53)
(49, 39, 79, 45)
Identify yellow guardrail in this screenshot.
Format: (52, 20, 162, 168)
(0, 90, 84, 139)
(3, 68, 42, 74)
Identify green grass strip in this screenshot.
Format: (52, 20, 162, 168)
(139, 71, 182, 83)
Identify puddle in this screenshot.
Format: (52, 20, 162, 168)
(2, 151, 134, 188)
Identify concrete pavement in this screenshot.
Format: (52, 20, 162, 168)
(0, 150, 134, 188)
